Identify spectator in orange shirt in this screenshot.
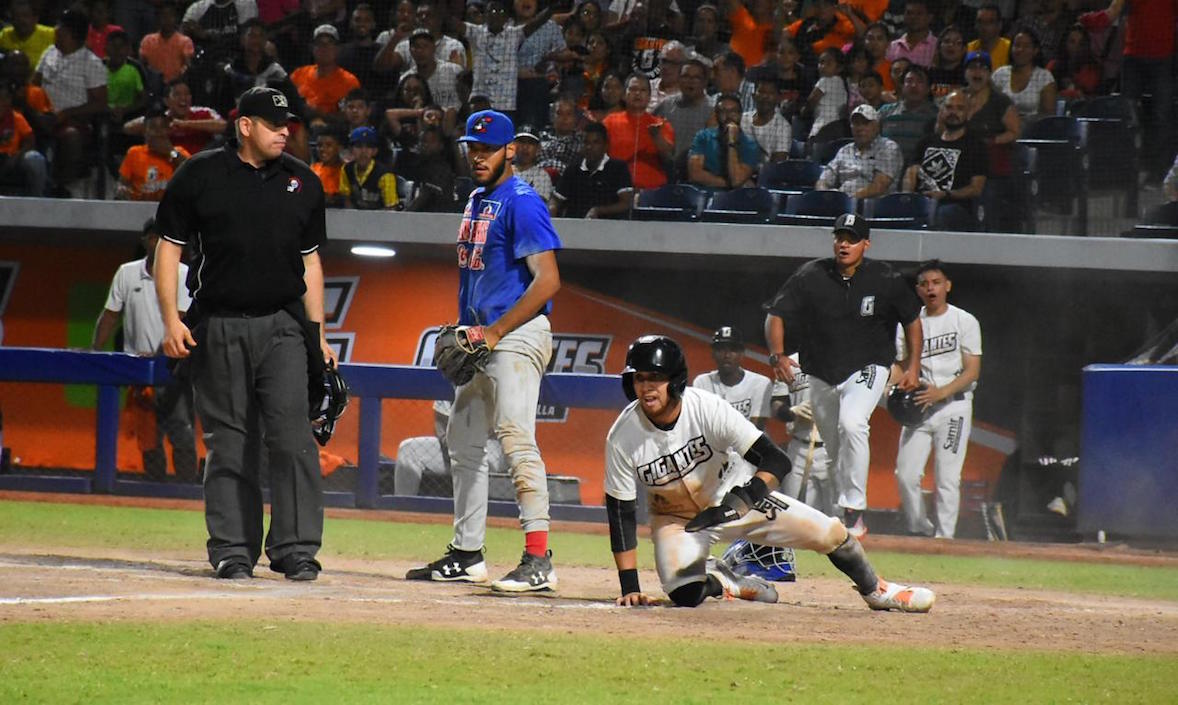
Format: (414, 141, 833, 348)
(3, 51, 54, 141)
(116, 108, 189, 201)
(788, 0, 856, 65)
(0, 81, 49, 196)
(139, 2, 194, 83)
(723, 0, 776, 67)
(310, 127, 345, 208)
(290, 25, 361, 123)
(603, 72, 674, 190)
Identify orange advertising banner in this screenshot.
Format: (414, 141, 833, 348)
(0, 244, 1008, 508)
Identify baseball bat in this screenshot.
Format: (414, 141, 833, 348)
(798, 426, 817, 504)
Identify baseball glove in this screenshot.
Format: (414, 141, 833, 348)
(433, 324, 491, 386)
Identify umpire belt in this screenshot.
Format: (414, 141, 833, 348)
(202, 304, 285, 318)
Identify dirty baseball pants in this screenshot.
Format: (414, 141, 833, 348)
(895, 397, 973, 538)
(447, 315, 552, 551)
(810, 365, 890, 513)
(653, 490, 845, 594)
(192, 310, 323, 569)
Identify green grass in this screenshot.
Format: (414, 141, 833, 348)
(1, 621, 1174, 705)
(2, 500, 1176, 601)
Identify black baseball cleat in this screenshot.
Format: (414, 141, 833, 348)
(405, 544, 489, 583)
(270, 554, 322, 581)
(214, 558, 253, 580)
(490, 550, 558, 593)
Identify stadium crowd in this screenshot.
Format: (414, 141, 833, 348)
(0, 0, 1175, 232)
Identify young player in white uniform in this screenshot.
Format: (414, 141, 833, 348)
(691, 326, 773, 475)
(893, 260, 981, 538)
(394, 400, 506, 496)
(606, 335, 936, 612)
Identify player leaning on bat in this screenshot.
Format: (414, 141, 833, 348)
(605, 335, 935, 612)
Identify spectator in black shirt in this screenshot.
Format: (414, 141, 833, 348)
(550, 120, 632, 218)
(904, 90, 987, 231)
(337, 3, 382, 91)
(402, 126, 460, 212)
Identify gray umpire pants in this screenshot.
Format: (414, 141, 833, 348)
(191, 310, 323, 569)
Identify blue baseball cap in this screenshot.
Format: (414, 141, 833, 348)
(457, 109, 515, 146)
(349, 126, 379, 147)
(965, 50, 992, 69)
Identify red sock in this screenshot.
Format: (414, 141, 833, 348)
(525, 531, 548, 557)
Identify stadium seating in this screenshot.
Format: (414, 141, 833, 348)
(1020, 116, 1089, 235)
(631, 183, 709, 222)
(862, 193, 935, 230)
(775, 190, 855, 227)
(1127, 201, 1178, 239)
(1069, 95, 1140, 216)
(757, 159, 824, 195)
(700, 187, 778, 224)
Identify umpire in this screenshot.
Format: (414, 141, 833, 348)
(763, 213, 922, 538)
(153, 86, 335, 581)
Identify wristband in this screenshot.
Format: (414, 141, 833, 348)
(768, 352, 783, 366)
(619, 568, 640, 596)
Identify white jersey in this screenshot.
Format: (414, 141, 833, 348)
(895, 305, 982, 395)
(605, 387, 762, 518)
(771, 353, 820, 442)
(103, 258, 191, 356)
(691, 369, 772, 420)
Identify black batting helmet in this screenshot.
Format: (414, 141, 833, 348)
(886, 384, 928, 427)
(621, 335, 689, 402)
(711, 325, 744, 347)
(311, 362, 350, 446)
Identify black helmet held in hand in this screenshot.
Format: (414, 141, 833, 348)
(886, 384, 929, 427)
(622, 335, 689, 402)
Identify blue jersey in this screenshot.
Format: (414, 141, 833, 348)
(456, 175, 562, 326)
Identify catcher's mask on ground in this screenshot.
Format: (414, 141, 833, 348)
(621, 335, 688, 402)
(886, 384, 929, 427)
(311, 363, 350, 446)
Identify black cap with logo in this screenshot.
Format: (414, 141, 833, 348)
(237, 86, 300, 125)
(833, 212, 870, 241)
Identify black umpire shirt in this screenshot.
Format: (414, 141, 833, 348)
(155, 143, 326, 313)
(764, 257, 921, 386)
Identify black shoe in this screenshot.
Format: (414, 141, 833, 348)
(214, 558, 253, 580)
(490, 550, 558, 592)
(405, 544, 488, 583)
(271, 554, 321, 581)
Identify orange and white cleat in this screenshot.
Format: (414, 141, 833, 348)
(862, 578, 936, 613)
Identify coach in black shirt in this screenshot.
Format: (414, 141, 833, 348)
(550, 122, 633, 220)
(762, 214, 922, 537)
(153, 86, 335, 582)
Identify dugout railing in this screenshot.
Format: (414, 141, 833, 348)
(0, 347, 627, 522)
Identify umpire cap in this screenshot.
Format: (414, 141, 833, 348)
(622, 335, 689, 402)
(237, 86, 300, 124)
(833, 212, 869, 241)
(711, 325, 744, 347)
